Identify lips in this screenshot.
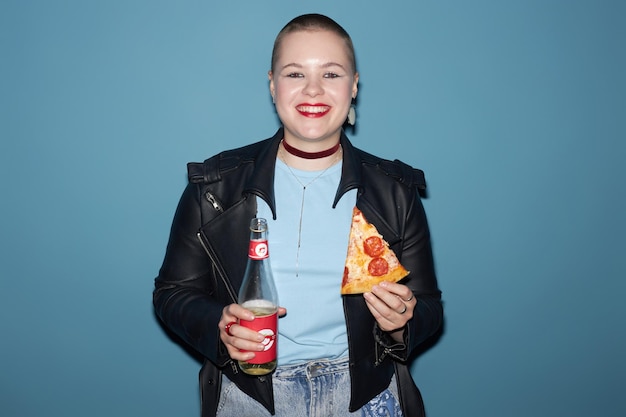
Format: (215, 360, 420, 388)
(296, 103, 331, 118)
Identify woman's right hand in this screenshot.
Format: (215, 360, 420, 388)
(219, 304, 286, 361)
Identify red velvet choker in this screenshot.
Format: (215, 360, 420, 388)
(281, 139, 341, 159)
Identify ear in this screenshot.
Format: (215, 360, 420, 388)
(268, 71, 275, 99)
(352, 72, 359, 99)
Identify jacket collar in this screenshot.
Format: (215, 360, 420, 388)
(244, 127, 362, 219)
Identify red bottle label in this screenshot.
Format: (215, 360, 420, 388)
(239, 312, 277, 364)
(248, 239, 269, 260)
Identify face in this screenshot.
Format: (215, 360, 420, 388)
(269, 30, 359, 147)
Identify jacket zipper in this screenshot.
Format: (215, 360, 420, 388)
(205, 191, 224, 212)
(197, 231, 240, 373)
(197, 190, 242, 373)
(196, 232, 238, 304)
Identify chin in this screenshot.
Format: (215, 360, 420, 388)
(292, 127, 342, 142)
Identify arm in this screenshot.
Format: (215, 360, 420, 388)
(402, 192, 443, 353)
(153, 183, 229, 364)
(154, 183, 284, 366)
(365, 188, 443, 360)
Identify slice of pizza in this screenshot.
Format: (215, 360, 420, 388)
(341, 207, 410, 294)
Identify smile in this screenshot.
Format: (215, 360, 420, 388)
(296, 104, 331, 117)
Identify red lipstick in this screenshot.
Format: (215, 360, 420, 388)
(295, 103, 331, 118)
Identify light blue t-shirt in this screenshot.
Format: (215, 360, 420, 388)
(256, 159, 357, 366)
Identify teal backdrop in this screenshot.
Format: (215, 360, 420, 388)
(1, 1, 624, 416)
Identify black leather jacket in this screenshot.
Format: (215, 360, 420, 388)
(154, 128, 443, 417)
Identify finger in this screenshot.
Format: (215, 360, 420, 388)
(364, 291, 413, 332)
(364, 291, 407, 322)
(219, 304, 263, 346)
(219, 303, 260, 339)
(363, 293, 390, 321)
(370, 284, 407, 314)
(221, 319, 267, 345)
(226, 345, 256, 362)
(378, 281, 415, 304)
(224, 303, 256, 321)
(364, 293, 401, 331)
(221, 322, 268, 360)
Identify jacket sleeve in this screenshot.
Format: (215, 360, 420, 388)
(405, 190, 443, 355)
(375, 186, 443, 361)
(153, 183, 229, 365)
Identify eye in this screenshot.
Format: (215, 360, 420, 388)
(324, 72, 340, 79)
(286, 72, 304, 78)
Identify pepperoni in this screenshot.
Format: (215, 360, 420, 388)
(368, 257, 389, 276)
(342, 267, 350, 287)
(363, 236, 385, 257)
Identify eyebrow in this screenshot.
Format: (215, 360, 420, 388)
(279, 62, 348, 72)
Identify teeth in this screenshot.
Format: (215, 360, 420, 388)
(297, 106, 330, 113)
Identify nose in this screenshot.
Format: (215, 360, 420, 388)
(303, 77, 323, 97)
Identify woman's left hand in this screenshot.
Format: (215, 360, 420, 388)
(363, 281, 416, 341)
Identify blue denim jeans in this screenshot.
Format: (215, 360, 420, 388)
(216, 357, 403, 417)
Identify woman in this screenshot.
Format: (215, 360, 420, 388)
(154, 14, 442, 417)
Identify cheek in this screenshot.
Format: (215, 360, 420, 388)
(336, 81, 357, 99)
(329, 87, 354, 106)
(274, 83, 298, 102)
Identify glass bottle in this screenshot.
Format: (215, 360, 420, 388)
(237, 218, 278, 375)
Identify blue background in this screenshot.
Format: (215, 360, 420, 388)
(1, 1, 624, 416)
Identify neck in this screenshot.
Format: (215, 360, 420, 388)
(278, 142, 342, 172)
(281, 139, 341, 159)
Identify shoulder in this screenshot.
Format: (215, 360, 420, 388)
(352, 146, 427, 190)
(187, 138, 272, 185)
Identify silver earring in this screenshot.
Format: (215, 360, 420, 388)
(347, 105, 356, 125)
